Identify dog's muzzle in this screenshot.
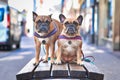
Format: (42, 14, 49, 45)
(38, 28, 48, 33)
(38, 23, 49, 33)
(68, 27, 75, 33)
(67, 27, 76, 34)
(65, 24, 76, 35)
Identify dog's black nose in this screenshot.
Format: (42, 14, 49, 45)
(42, 40, 46, 44)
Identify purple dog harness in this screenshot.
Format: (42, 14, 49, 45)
(58, 35, 82, 40)
(34, 23, 57, 38)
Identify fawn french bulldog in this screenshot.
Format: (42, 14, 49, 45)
(55, 14, 83, 65)
(33, 12, 62, 65)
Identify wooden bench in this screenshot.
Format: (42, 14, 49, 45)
(16, 58, 104, 80)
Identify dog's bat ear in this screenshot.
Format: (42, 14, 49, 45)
(59, 14, 66, 23)
(49, 14, 53, 21)
(33, 12, 38, 22)
(49, 14, 52, 18)
(77, 15, 83, 25)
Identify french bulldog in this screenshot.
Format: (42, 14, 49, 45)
(33, 12, 63, 65)
(55, 14, 83, 65)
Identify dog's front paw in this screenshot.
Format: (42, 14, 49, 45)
(77, 60, 83, 66)
(50, 58, 54, 64)
(55, 60, 62, 64)
(33, 60, 40, 66)
(43, 59, 48, 63)
(33, 62, 39, 66)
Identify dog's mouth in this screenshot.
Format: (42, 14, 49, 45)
(64, 23, 78, 36)
(67, 29, 75, 34)
(36, 22, 50, 34)
(38, 28, 48, 33)
(65, 28, 77, 36)
(37, 30, 48, 37)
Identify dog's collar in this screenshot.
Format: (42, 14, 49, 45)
(58, 35, 82, 40)
(34, 23, 57, 38)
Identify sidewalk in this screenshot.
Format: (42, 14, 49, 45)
(82, 42, 120, 80)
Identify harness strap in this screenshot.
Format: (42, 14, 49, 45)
(58, 35, 82, 40)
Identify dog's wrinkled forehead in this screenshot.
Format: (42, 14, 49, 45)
(35, 16, 52, 23)
(59, 14, 83, 25)
(64, 18, 77, 23)
(63, 18, 79, 27)
(33, 12, 52, 23)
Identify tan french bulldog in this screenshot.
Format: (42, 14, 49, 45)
(55, 14, 83, 65)
(33, 12, 63, 65)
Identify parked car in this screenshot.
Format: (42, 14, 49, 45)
(0, 3, 22, 50)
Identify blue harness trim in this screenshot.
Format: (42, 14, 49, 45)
(58, 35, 82, 40)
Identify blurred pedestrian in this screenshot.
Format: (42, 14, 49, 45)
(81, 12, 92, 43)
(61, 0, 65, 13)
(71, 0, 85, 18)
(21, 10, 27, 36)
(62, 0, 84, 18)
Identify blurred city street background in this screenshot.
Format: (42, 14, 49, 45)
(0, 0, 120, 80)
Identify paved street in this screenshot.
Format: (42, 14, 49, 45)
(82, 43, 120, 80)
(0, 36, 35, 80)
(0, 36, 120, 80)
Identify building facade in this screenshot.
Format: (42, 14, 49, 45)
(82, 0, 120, 51)
(98, 0, 120, 51)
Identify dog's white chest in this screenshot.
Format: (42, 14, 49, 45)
(61, 40, 79, 53)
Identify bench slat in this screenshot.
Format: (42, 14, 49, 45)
(16, 58, 104, 80)
(69, 64, 87, 78)
(33, 61, 52, 78)
(83, 62, 104, 80)
(52, 64, 68, 78)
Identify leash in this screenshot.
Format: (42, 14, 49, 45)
(81, 50, 95, 64)
(42, 44, 53, 61)
(40, 22, 58, 60)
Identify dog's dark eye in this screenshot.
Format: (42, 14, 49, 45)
(45, 20, 50, 23)
(36, 20, 42, 24)
(45, 20, 49, 23)
(64, 21, 69, 25)
(73, 21, 78, 26)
